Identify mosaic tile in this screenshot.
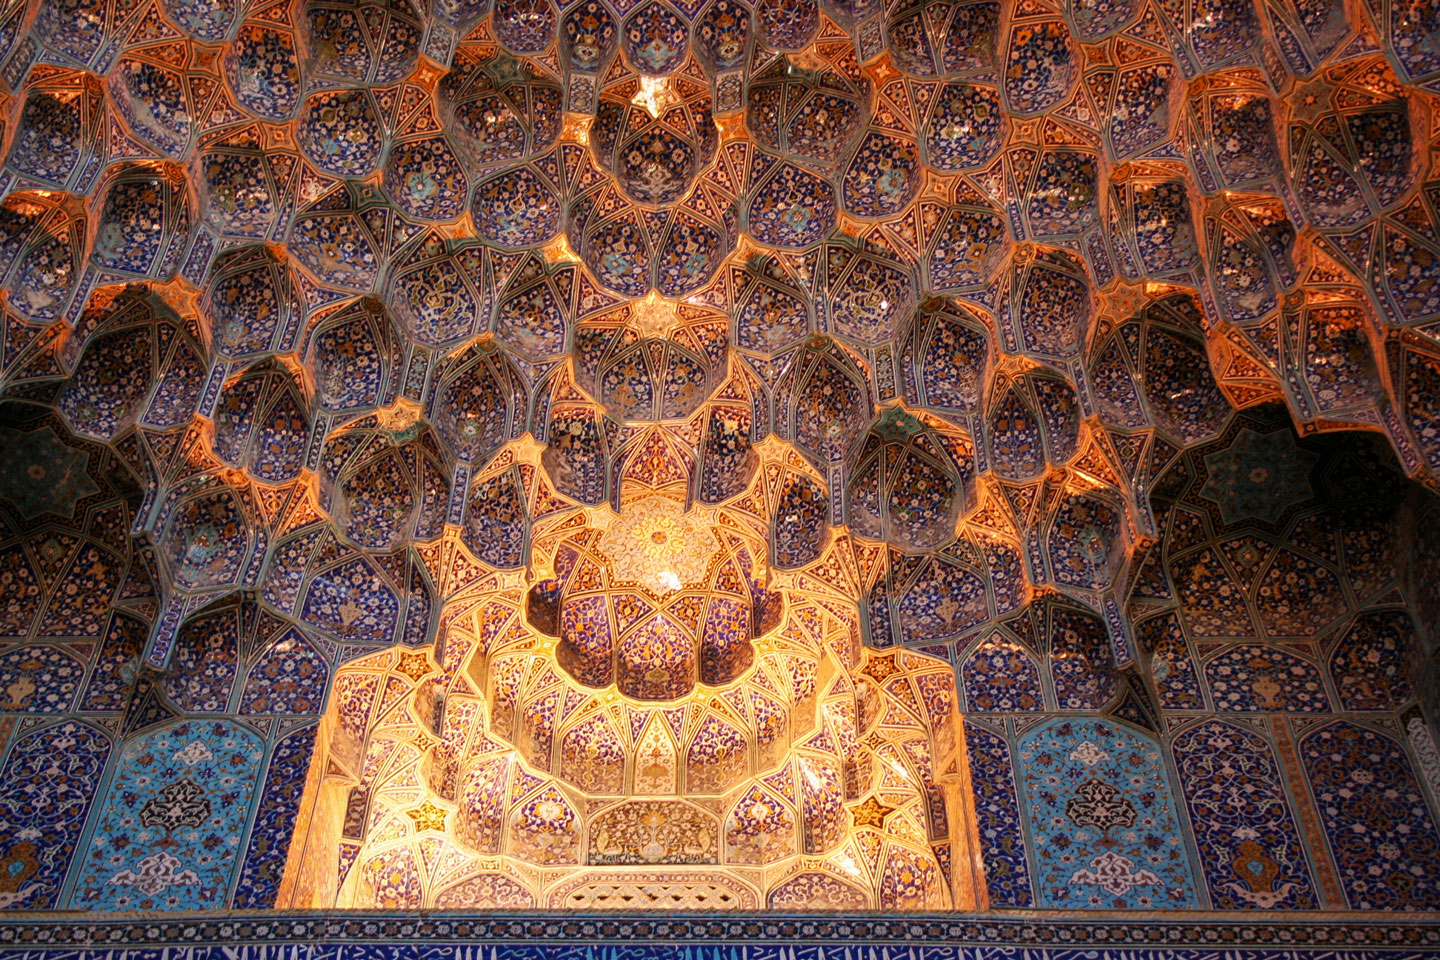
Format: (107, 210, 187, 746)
(0, 0, 1433, 927)
(1300, 721, 1440, 911)
(71, 720, 265, 911)
(1017, 717, 1197, 910)
(1172, 719, 1317, 910)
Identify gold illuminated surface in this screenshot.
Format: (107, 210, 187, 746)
(280, 471, 986, 911)
(595, 496, 719, 594)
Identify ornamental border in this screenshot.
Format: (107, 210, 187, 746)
(0, 912, 1438, 951)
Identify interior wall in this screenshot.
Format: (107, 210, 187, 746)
(0, 403, 1437, 914)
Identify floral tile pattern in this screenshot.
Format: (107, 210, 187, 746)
(0, 0, 1434, 928)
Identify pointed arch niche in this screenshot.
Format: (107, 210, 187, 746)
(274, 489, 988, 911)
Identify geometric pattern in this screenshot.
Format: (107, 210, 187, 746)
(0, 0, 1437, 926)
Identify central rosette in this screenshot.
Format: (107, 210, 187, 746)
(596, 495, 718, 593)
(530, 494, 771, 701)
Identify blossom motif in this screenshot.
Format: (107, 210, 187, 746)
(139, 780, 211, 832)
(109, 852, 201, 896)
(597, 496, 720, 593)
(1065, 778, 1138, 831)
(1070, 851, 1161, 896)
(1067, 741, 1110, 767)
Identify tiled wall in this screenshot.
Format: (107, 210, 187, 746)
(1, 403, 1438, 915)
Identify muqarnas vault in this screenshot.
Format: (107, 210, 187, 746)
(0, 0, 1437, 920)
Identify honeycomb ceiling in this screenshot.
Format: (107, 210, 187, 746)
(0, 0, 1437, 677)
